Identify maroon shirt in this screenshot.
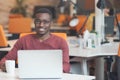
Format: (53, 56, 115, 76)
(0, 34, 70, 73)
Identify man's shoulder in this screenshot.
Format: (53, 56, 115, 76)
(51, 34, 63, 39)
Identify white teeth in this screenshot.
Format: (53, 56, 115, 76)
(39, 28, 45, 31)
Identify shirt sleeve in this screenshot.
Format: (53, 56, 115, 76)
(60, 39, 70, 73)
(0, 39, 23, 66)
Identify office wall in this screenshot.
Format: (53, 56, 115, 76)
(0, 0, 16, 27)
(0, 0, 117, 27)
(23, 0, 59, 17)
(0, 0, 59, 27)
(77, 0, 95, 14)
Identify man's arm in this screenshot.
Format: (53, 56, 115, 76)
(61, 39, 70, 73)
(0, 58, 6, 72)
(0, 39, 22, 71)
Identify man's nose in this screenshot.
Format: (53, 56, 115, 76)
(39, 22, 44, 27)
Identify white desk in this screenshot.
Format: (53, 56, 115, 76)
(68, 37, 119, 80)
(0, 69, 95, 80)
(0, 37, 119, 80)
(69, 42, 119, 57)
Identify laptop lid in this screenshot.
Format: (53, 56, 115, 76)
(17, 50, 63, 79)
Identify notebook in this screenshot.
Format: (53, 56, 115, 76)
(17, 50, 63, 80)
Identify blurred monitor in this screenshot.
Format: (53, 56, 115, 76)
(93, 16, 114, 36)
(33, 6, 56, 19)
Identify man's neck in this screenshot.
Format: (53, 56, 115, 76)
(37, 33, 51, 42)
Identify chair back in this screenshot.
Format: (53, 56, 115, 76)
(0, 25, 8, 47)
(115, 13, 120, 26)
(8, 18, 32, 33)
(118, 44, 120, 57)
(20, 32, 35, 38)
(57, 14, 66, 25)
(9, 14, 24, 18)
(20, 32, 67, 40)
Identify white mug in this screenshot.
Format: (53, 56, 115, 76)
(5, 60, 15, 75)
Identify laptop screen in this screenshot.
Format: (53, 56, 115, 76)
(17, 50, 62, 79)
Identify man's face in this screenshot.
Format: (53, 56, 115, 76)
(34, 13, 52, 36)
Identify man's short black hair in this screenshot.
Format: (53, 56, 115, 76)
(33, 8, 53, 19)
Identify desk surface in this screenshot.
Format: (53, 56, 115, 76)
(69, 42, 119, 57)
(68, 36, 119, 57)
(0, 37, 118, 80)
(0, 37, 119, 57)
(0, 69, 95, 80)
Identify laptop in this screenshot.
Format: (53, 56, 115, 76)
(17, 50, 63, 80)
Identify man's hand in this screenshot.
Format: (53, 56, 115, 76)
(0, 63, 6, 72)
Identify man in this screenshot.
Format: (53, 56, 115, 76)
(0, 8, 70, 73)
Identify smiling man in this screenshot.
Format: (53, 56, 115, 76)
(0, 8, 70, 73)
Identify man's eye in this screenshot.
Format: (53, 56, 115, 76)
(35, 19, 50, 24)
(43, 21, 50, 24)
(35, 19, 40, 22)
(36, 21, 40, 23)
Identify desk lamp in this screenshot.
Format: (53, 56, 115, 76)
(69, 14, 90, 37)
(69, 15, 79, 37)
(58, 0, 90, 37)
(69, 16, 79, 27)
